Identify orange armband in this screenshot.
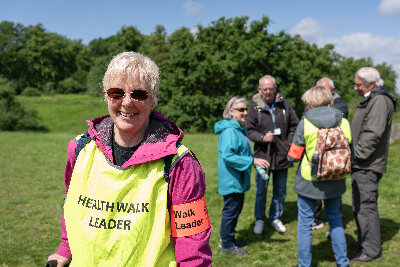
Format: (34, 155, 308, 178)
(170, 196, 211, 237)
(288, 143, 305, 159)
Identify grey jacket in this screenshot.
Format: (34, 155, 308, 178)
(290, 107, 348, 199)
(351, 86, 397, 173)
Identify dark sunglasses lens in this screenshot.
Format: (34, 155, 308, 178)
(130, 90, 148, 101)
(237, 108, 247, 112)
(107, 88, 125, 99)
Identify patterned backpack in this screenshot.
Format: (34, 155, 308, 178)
(307, 126, 351, 181)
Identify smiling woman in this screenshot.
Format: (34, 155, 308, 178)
(214, 96, 269, 255)
(46, 52, 212, 267)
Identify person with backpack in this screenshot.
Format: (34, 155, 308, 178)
(214, 97, 270, 255)
(288, 86, 351, 267)
(46, 52, 212, 267)
(312, 77, 349, 236)
(350, 67, 397, 262)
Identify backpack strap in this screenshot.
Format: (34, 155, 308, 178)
(74, 131, 91, 161)
(164, 142, 195, 210)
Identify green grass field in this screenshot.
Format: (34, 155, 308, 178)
(1, 95, 399, 266)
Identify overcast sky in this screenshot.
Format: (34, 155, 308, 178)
(1, 0, 400, 90)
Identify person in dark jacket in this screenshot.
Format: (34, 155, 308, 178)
(215, 97, 269, 255)
(350, 67, 397, 263)
(288, 86, 351, 267)
(245, 75, 299, 234)
(313, 77, 349, 234)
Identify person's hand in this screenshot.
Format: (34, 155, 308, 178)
(262, 132, 275, 142)
(253, 158, 270, 169)
(47, 253, 70, 267)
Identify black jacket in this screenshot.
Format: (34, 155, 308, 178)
(332, 92, 348, 119)
(245, 91, 299, 170)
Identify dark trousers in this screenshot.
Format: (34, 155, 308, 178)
(220, 193, 244, 248)
(352, 169, 382, 257)
(314, 199, 343, 224)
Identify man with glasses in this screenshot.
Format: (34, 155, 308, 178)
(245, 75, 299, 234)
(350, 67, 397, 262)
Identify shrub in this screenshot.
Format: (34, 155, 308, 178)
(42, 82, 57, 95)
(57, 77, 86, 94)
(86, 55, 111, 96)
(0, 86, 48, 131)
(21, 87, 41, 97)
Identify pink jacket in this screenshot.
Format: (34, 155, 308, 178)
(56, 111, 212, 266)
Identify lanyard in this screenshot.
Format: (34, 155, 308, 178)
(263, 100, 276, 128)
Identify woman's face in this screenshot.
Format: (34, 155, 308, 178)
(106, 78, 155, 139)
(230, 102, 248, 124)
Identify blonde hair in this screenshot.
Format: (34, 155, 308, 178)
(301, 86, 332, 109)
(222, 97, 247, 119)
(102, 52, 160, 106)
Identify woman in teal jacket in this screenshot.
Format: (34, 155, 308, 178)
(214, 97, 269, 255)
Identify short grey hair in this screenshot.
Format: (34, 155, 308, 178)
(223, 97, 247, 119)
(103, 52, 160, 106)
(259, 75, 277, 87)
(316, 77, 334, 90)
(356, 67, 384, 87)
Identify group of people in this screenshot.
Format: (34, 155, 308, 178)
(46, 51, 396, 267)
(215, 68, 396, 266)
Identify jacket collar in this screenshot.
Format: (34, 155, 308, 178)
(358, 86, 397, 108)
(86, 111, 183, 167)
(251, 91, 284, 110)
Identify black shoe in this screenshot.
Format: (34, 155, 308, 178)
(220, 245, 248, 255)
(235, 241, 248, 248)
(351, 252, 381, 262)
(349, 241, 362, 249)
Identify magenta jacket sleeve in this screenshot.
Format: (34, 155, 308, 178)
(56, 139, 77, 259)
(169, 153, 212, 267)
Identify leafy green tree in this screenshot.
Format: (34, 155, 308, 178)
(86, 55, 112, 96)
(140, 25, 170, 65)
(0, 21, 27, 87)
(88, 25, 143, 59)
(16, 24, 85, 90)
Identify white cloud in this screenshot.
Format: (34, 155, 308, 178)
(183, 1, 204, 16)
(324, 33, 400, 91)
(290, 17, 323, 44)
(291, 17, 400, 91)
(378, 0, 400, 16)
(190, 27, 199, 37)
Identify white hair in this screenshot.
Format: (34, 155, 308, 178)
(317, 77, 335, 90)
(223, 97, 247, 119)
(356, 67, 384, 87)
(259, 75, 277, 87)
(103, 52, 160, 106)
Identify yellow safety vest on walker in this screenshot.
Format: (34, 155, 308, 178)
(300, 118, 351, 181)
(64, 137, 192, 267)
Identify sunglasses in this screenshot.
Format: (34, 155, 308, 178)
(107, 88, 149, 101)
(234, 108, 248, 112)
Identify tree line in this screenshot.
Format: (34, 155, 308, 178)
(0, 16, 398, 132)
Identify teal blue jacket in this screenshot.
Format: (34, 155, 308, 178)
(214, 119, 253, 195)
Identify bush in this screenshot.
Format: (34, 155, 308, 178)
(86, 55, 111, 96)
(0, 87, 48, 131)
(57, 77, 86, 94)
(21, 87, 41, 97)
(42, 82, 57, 95)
